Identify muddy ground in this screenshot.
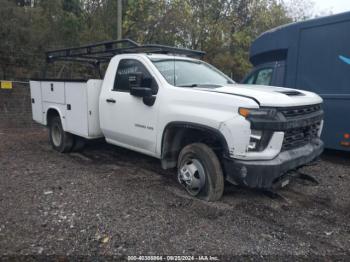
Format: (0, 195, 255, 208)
(0, 128, 349, 260)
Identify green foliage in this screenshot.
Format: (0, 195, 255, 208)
(0, 0, 306, 81)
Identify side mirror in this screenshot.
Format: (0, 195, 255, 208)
(130, 86, 153, 97)
(128, 73, 154, 97)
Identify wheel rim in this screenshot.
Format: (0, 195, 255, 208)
(51, 123, 62, 147)
(178, 158, 206, 196)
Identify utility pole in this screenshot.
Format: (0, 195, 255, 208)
(117, 0, 122, 40)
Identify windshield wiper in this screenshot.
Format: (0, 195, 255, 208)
(178, 84, 198, 87)
(177, 84, 222, 88)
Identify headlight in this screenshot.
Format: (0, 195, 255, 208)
(239, 107, 277, 119)
(239, 107, 276, 152)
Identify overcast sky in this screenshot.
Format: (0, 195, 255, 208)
(313, 0, 350, 14)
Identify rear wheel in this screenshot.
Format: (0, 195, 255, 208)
(72, 135, 86, 152)
(177, 143, 224, 201)
(49, 116, 73, 153)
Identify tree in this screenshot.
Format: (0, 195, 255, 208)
(0, 0, 305, 80)
(283, 0, 315, 21)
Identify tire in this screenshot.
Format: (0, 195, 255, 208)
(177, 143, 224, 201)
(71, 135, 86, 152)
(49, 116, 73, 153)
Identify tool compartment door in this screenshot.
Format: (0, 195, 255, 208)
(65, 82, 89, 137)
(42, 81, 65, 104)
(87, 80, 103, 138)
(29, 81, 44, 124)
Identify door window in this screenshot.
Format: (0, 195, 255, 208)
(245, 74, 256, 84)
(244, 67, 273, 85)
(255, 68, 273, 85)
(113, 59, 157, 93)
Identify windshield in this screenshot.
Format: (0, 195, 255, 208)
(151, 58, 235, 87)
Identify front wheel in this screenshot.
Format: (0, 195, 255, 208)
(49, 116, 73, 153)
(177, 143, 224, 201)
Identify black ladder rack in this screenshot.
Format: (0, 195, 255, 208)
(46, 39, 205, 64)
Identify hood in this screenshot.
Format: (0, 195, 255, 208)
(196, 84, 323, 107)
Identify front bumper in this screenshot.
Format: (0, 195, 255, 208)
(223, 138, 324, 189)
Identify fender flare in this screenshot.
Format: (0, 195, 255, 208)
(160, 121, 230, 169)
(45, 106, 66, 130)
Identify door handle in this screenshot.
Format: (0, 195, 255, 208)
(106, 98, 116, 103)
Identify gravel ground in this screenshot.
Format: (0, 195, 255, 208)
(0, 128, 349, 260)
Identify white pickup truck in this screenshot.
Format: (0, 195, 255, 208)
(30, 40, 324, 201)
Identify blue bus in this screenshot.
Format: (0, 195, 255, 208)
(243, 12, 350, 151)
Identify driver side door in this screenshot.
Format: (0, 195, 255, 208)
(100, 58, 160, 156)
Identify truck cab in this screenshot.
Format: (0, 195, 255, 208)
(30, 39, 324, 201)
